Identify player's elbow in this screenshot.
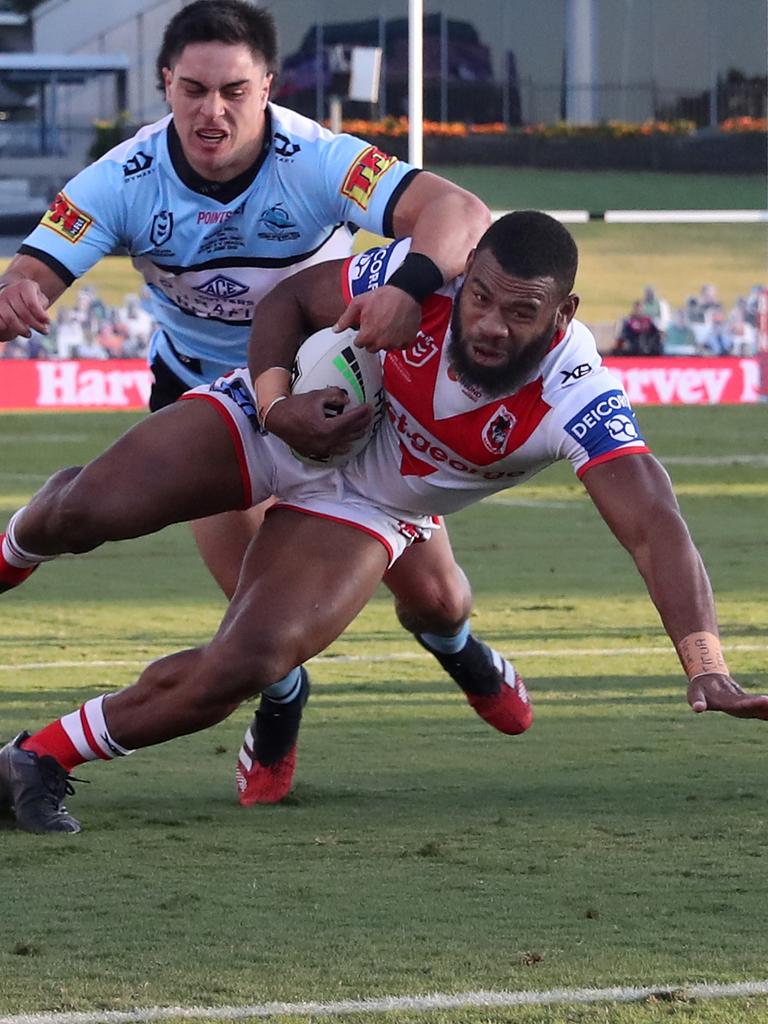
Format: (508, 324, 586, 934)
(451, 190, 492, 237)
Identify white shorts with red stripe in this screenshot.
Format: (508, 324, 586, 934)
(181, 371, 437, 567)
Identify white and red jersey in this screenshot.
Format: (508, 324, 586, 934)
(339, 239, 651, 517)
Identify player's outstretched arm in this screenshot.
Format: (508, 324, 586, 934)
(336, 173, 491, 352)
(0, 254, 69, 342)
(582, 453, 768, 720)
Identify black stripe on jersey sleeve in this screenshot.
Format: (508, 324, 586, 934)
(382, 167, 422, 239)
(17, 245, 77, 287)
(150, 223, 347, 275)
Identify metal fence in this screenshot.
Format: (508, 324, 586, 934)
(4, 0, 765, 157)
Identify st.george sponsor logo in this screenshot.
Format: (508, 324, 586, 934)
(40, 192, 93, 243)
(341, 145, 397, 210)
(387, 405, 524, 481)
(565, 389, 645, 455)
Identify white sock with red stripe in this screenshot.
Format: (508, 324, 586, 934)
(21, 695, 134, 772)
(2, 508, 58, 568)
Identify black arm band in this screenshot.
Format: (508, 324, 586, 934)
(387, 252, 444, 303)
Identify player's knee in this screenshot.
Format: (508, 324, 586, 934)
(202, 632, 304, 704)
(396, 570, 473, 635)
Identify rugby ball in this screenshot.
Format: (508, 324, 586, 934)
(290, 326, 385, 467)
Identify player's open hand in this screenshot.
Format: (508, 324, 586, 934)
(264, 388, 374, 460)
(687, 673, 768, 720)
(334, 285, 420, 352)
(0, 279, 51, 341)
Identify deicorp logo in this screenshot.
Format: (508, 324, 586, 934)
(564, 389, 644, 457)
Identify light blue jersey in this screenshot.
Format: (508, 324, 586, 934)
(21, 104, 419, 388)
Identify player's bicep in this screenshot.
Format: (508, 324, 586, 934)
(582, 453, 680, 552)
(317, 134, 415, 235)
(390, 171, 473, 236)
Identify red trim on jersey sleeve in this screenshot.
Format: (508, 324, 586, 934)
(268, 502, 395, 564)
(179, 392, 252, 508)
(576, 444, 652, 479)
(340, 255, 354, 305)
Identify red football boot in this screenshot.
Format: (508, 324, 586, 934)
(465, 670, 533, 735)
(236, 668, 310, 806)
(237, 744, 298, 807)
(418, 634, 533, 735)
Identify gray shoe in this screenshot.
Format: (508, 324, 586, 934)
(0, 732, 81, 833)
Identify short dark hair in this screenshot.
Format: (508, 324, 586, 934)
(475, 210, 578, 296)
(156, 0, 278, 91)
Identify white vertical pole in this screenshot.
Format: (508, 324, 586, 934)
(564, 0, 597, 124)
(408, 0, 424, 167)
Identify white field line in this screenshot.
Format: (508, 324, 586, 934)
(1, 643, 765, 673)
(483, 496, 571, 508)
(2, 979, 768, 1024)
(0, 434, 93, 443)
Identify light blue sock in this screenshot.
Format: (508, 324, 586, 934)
(418, 620, 470, 655)
(262, 667, 302, 704)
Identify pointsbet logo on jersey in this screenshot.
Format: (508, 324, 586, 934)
(40, 192, 93, 243)
(341, 146, 397, 210)
(565, 389, 644, 456)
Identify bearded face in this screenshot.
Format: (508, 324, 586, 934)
(447, 281, 561, 398)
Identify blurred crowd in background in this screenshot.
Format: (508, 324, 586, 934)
(611, 283, 765, 358)
(1, 281, 764, 362)
(1, 285, 154, 361)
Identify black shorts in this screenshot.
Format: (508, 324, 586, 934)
(148, 354, 195, 412)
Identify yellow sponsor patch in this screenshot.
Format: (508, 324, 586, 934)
(340, 145, 397, 211)
(40, 192, 93, 243)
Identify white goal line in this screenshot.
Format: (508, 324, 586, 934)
(3, 978, 768, 1024)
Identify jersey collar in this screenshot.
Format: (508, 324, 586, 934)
(167, 107, 272, 204)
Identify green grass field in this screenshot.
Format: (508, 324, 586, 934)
(1, 405, 767, 1023)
